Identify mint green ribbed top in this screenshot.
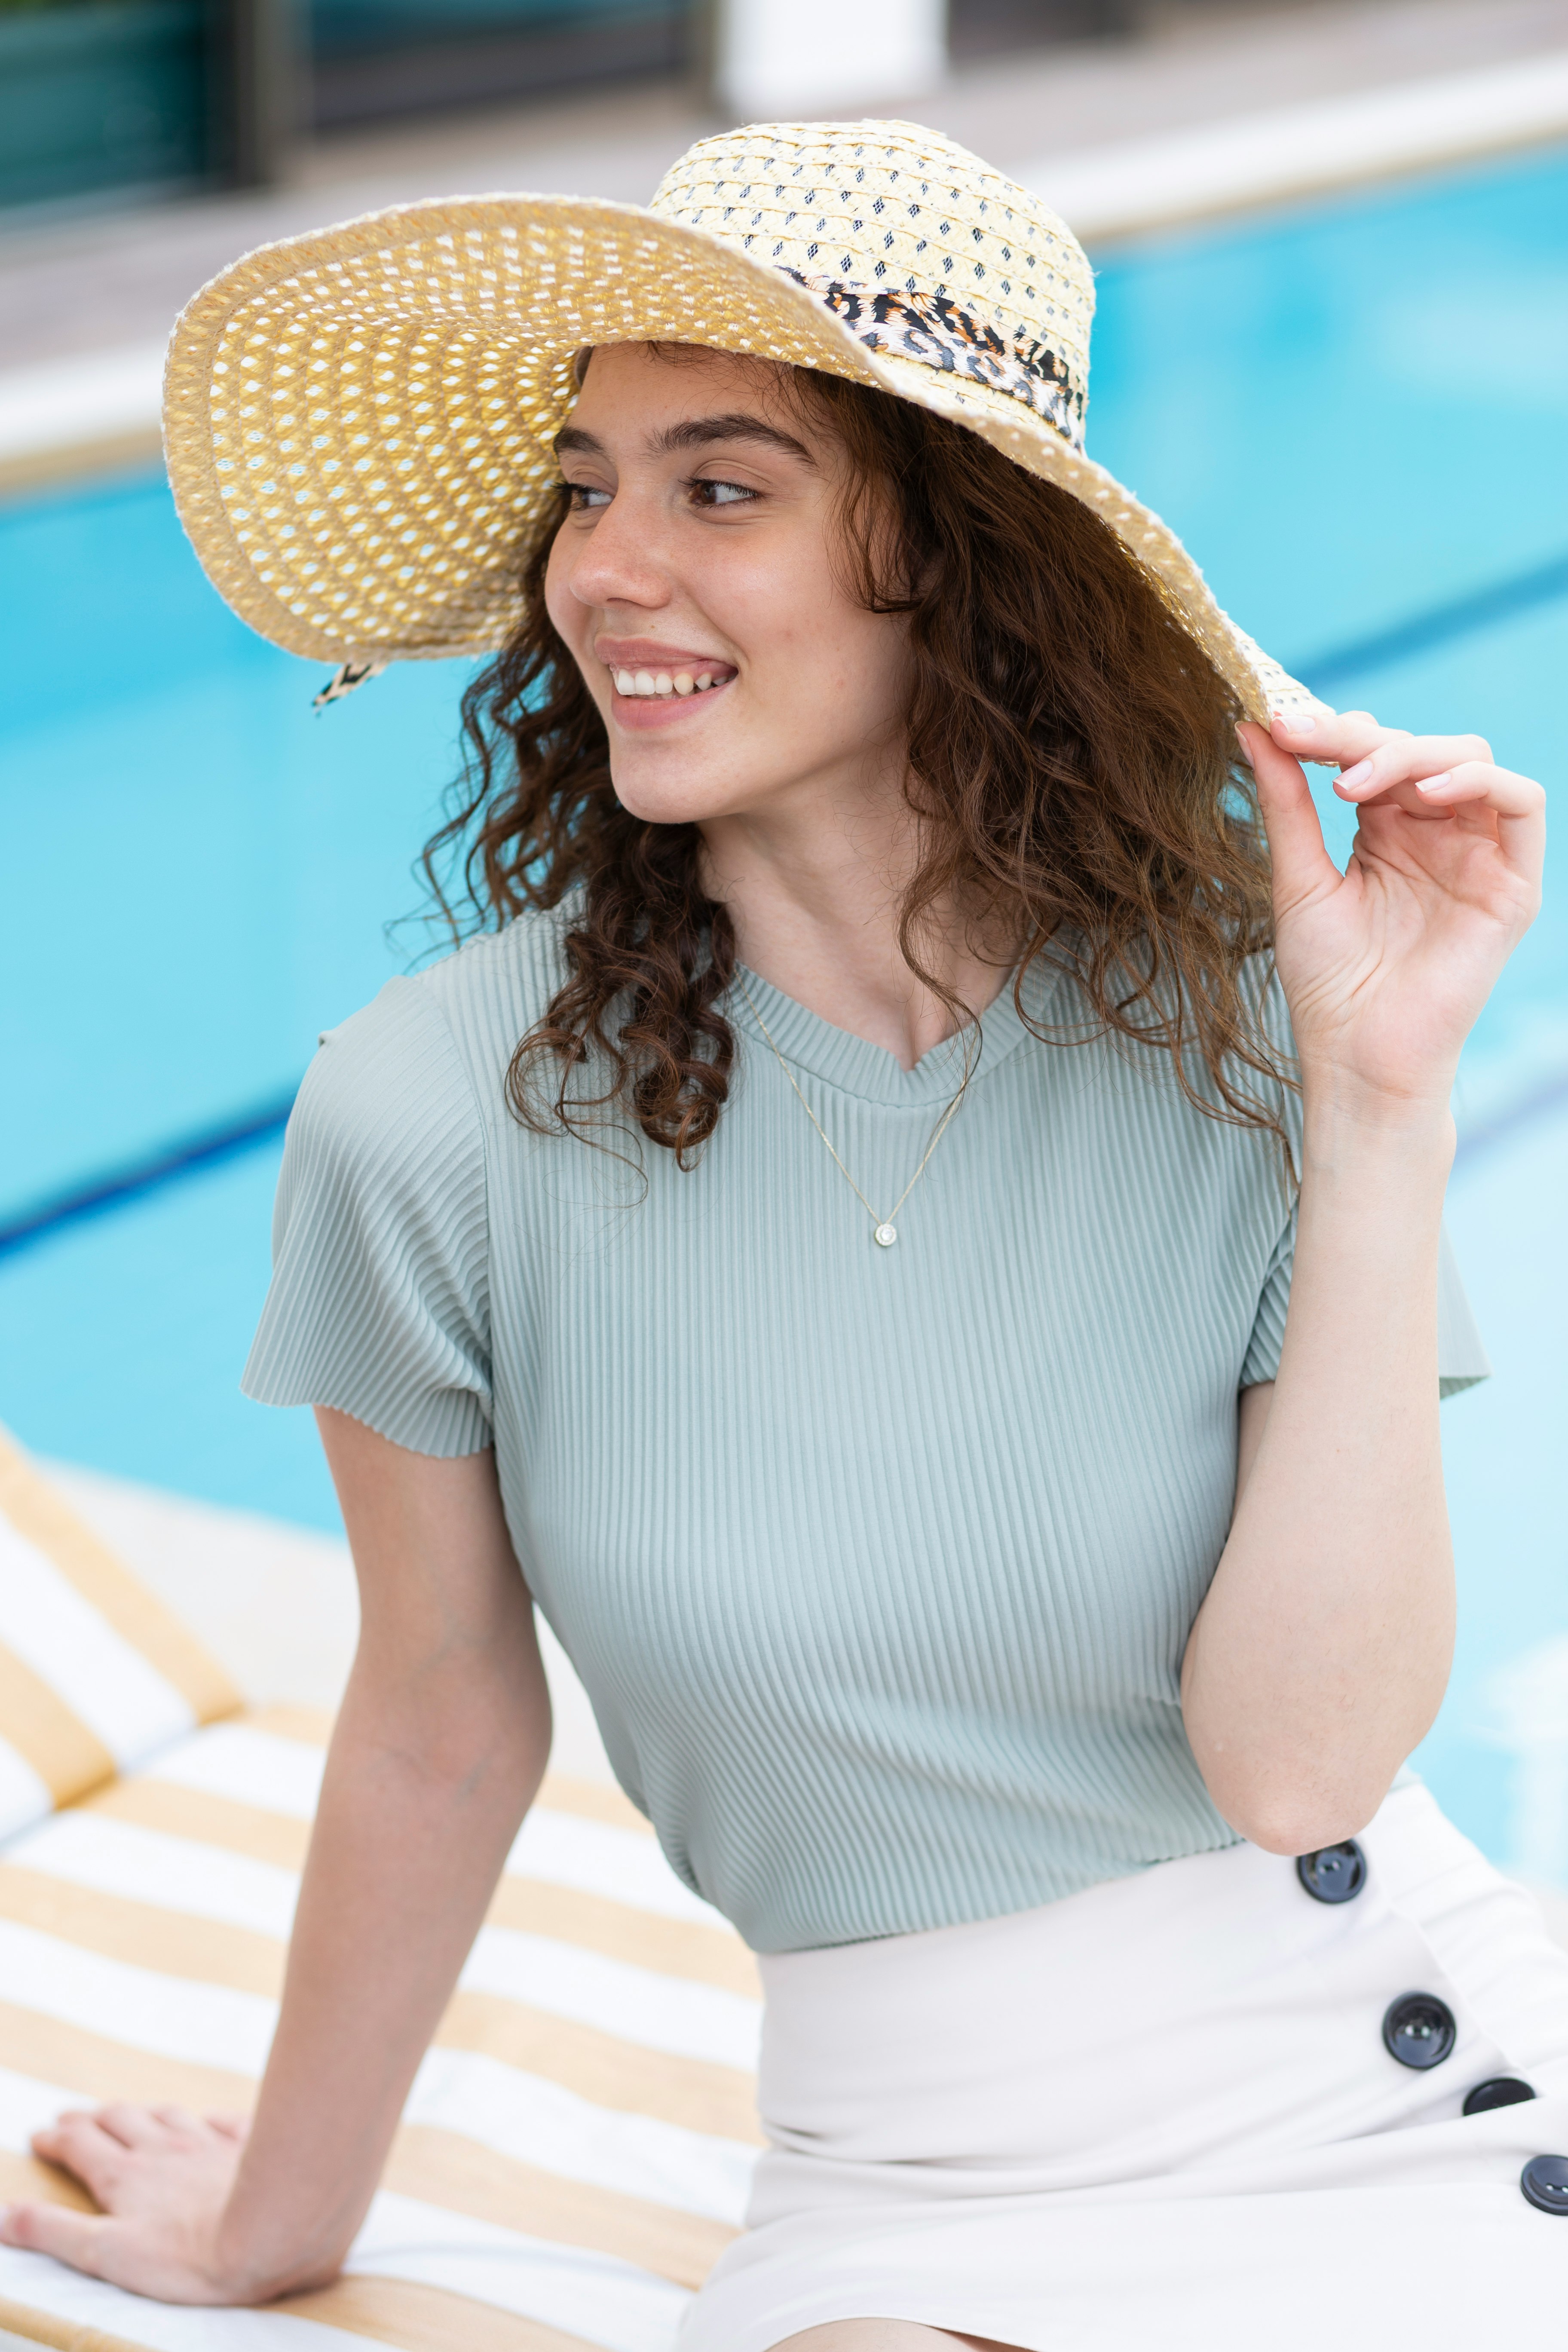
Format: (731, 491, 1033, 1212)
(243, 902, 1488, 1952)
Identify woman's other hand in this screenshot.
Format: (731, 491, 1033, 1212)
(0, 1422, 552, 2308)
(0, 2105, 267, 2303)
(1239, 710, 1545, 1116)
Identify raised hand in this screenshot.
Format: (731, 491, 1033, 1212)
(1240, 711, 1545, 1116)
(0, 2103, 254, 2303)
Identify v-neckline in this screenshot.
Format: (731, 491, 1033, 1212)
(732, 956, 1067, 1108)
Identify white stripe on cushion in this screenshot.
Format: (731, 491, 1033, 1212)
(146, 1722, 324, 1818)
(0, 2069, 695, 2352)
(0, 2059, 86, 2145)
(0, 2033, 750, 2236)
(7, 1817, 756, 2067)
(0, 1520, 193, 1769)
(0, 2245, 372, 2350)
(0, 1918, 276, 2073)
(6, 1812, 299, 1938)
(506, 1810, 724, 1926)
(348, 2187, 689, 2352)
(0, 1932, 751, 2221)
(144, 1722, 724, 1926)
(406, 2045, 755, 2224)
(460, 1926, 760, 2069)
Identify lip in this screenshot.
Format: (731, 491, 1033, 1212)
(594, 638, 735, 676)
(595, 637, 738, 729)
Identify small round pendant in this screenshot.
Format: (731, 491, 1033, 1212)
(874, 1222, 898, 1248)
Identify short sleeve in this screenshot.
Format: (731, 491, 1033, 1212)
(1240, 1209, 1491, 1401)
(242, 977, 493, 1455)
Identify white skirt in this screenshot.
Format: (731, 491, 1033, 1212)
(680, 1785, 1568, 2351)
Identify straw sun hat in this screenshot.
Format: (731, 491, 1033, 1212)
(163, 118, 1321, 723)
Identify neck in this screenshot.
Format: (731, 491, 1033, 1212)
(699, 762, 1012, 1072)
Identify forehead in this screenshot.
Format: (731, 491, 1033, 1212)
(571, 342, 809, 429)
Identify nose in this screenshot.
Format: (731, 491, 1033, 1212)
(557, 481, 674, 619)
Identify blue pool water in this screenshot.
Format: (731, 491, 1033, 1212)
(2, 143, 1566, 1875)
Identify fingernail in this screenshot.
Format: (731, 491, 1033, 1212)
(1417, 771, 1453, 795)
(1275, 712, 1315, 736)
(1338, 759, 1372, 790)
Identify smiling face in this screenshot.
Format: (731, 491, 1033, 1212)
(542, 343, 914, 836)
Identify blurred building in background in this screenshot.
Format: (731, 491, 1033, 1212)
(0, 0, 1212, 217)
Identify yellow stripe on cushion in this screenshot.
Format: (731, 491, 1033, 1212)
(484, 1877, 760, 1997)
(0, 1868, 285, 1998)
(74, 1771, 759, 1995)
(0, 1886, 760, 2141)
(0, 2113, 731, 2302)
(385, 2122, 734, 2291)
(81, 1776, 311, 1870)
(437, 1991, 763, 2145)
(0, 2000, 252, 2115)
(0, 1432, 240, 1727)
(0, 1650, 116, 1807)
(0, 2223, 611, 2352)
(4, 1825, 755, 2004)
(534, 1776, 655, 1836)
(281, 2275, 605, 2352)
(0, 2293, 153, 2352)
(248, 1703, 336, 1747)
(0, 2148, 94, 2211)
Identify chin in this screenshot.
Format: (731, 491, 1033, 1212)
(607, 759, 746, 830)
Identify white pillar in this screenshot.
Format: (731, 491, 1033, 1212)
(711, 0, 946, 123)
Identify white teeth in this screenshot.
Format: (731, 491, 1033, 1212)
(612, 663, 727, 698)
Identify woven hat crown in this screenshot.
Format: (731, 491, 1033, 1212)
(648, 122, 1096, 452)
(162, 116, 1318, 720)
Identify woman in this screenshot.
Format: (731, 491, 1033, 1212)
(6, 120, 1561, 2348)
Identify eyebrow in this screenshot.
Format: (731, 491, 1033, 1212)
(554, 413, 815, 465)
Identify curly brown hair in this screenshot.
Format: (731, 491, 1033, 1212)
(422, 360, 1290, 1167)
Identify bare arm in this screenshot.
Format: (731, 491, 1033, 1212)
(1186, 1102, 1453, 1853)
(2, 1408, 551, 2300)
(1181, 709, 1544, 1855)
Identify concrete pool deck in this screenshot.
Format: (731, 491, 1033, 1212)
(2, 0, 1568, 491)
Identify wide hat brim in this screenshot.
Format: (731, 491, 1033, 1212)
(162, 189, 1322, 725)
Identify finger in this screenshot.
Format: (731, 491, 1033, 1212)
(206, 2113, 251, 2143)
(148, 2104, 201, 2135)
(1237, 723, 1341, 906)
(0, 2199, 111, 2274)
(31, 2115, 127, 2198)
(1270, 709, 1394, 768)
(1413, 760, 1544, 817)
(96, 2103, 167, 2150)
(1414, 761, 1547, 882)
(1329, 732, 1495, 802)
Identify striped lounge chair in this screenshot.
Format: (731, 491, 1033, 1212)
(0, 1427, 761, 2351)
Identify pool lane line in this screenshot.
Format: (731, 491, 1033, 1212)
(1296, 552, 1568, 698)
(1453, 1065, 1568, 1171)
(6, 551, 1568, 1264)
(0, 1093, 298, 1263)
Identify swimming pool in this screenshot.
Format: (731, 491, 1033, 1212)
(3, 141, 1565, 1877)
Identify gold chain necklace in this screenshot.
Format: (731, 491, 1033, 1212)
(735, 974, 969, 1249)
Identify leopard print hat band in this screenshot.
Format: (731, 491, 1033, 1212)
(162, 118, 1323, 724)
